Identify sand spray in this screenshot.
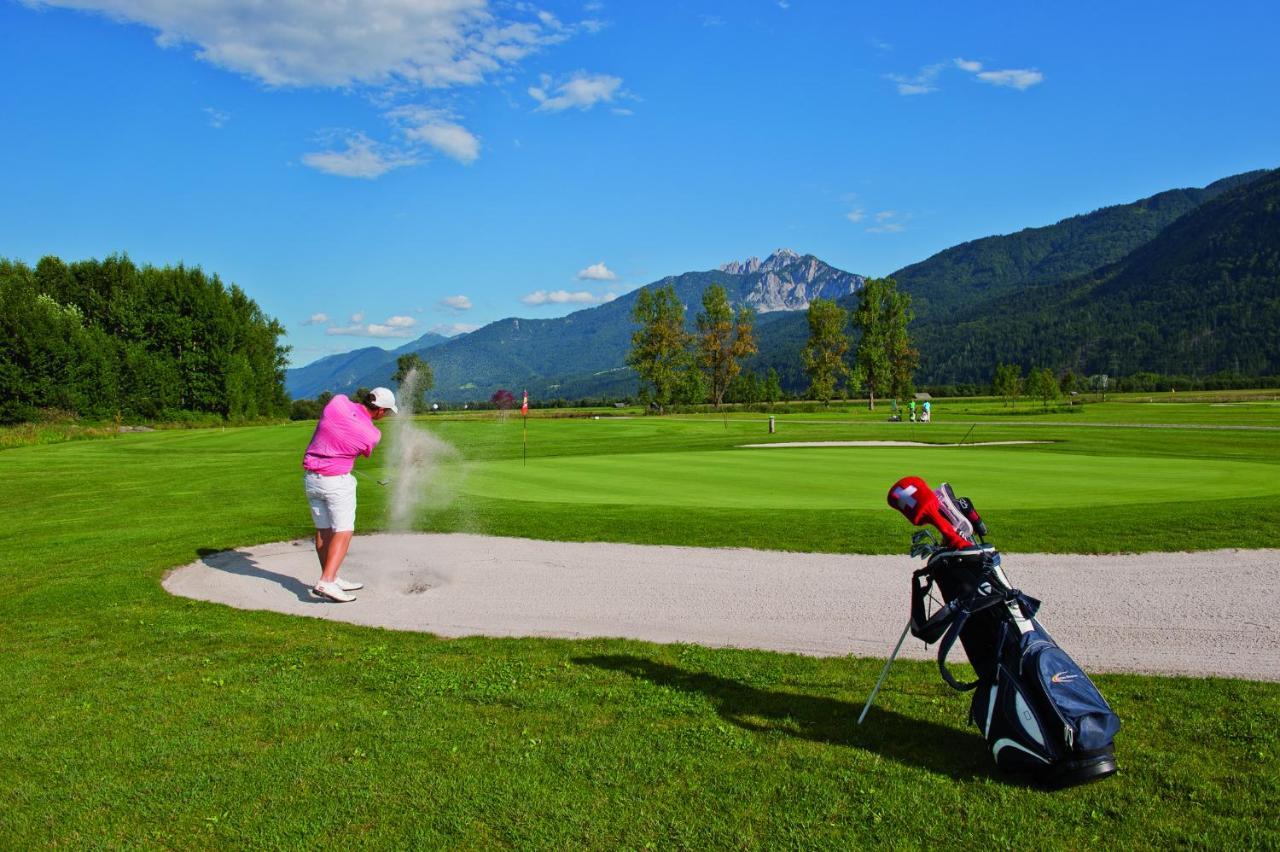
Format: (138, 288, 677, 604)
(385, 367, 466, 531)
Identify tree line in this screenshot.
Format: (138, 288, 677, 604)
(627, 277, 918, 410)
(0, 255, 290, 423)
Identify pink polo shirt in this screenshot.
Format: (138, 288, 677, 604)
(302, 395, 383, 476)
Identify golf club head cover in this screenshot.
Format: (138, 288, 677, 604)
(887, 476, 973, 550)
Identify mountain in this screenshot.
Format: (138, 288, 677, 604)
(285, 331, 449, 399)
(912, 167, 1280, 382)
(746, 169, 1272, 387)
(893, 171, 1266, 322)
(287, 250, 861, 401)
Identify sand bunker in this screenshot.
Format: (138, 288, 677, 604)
(740, 440, 1055, 448)
(164, 534, 1279, 682)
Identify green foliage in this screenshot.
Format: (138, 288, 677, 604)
(695, 284, 757, 408)
(912, 169, 1280, 384)
(393, 353, 435, 411)
(1026, 367, 1060, 408)
(801, 299, 849, 404)
(627, 284, 692, 411)
(0, 254, 289, 423)
(993, 363, 1023, 407)
(852, 277, 917, 409)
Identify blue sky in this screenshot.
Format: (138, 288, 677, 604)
(3, 1, 1278, 367)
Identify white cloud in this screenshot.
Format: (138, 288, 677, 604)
(976, 69, 1044, 90)
(438, 295, 473, 311)
(529, 71, 624, 112)
(300, 312, 329, 326)
(203, 106, 229, 128)
(893, 57, 1044, 96)
(30, 0, 570, 90)
(887, 63, 945, 96)
(520, 289, 612, 306)
(875, 210, 897, 222)
(326, 314, 419, 338)
(430, 322, 480, 336)
(387, 106, 480, 163)
(576, 261, 618, 281)
(845, 209, 865, 223)
(700, 14, 724, 27)
(350, 312, 365, 323)
(866, 223, 906, 234)
(302, 132, 417, 179)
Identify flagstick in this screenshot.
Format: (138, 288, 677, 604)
(522, 413, 528, 466)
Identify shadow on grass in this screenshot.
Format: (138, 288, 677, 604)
(196, 547, 316, 602)
(576, 654, 1003, 782)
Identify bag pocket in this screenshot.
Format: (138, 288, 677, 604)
(1030, 645, 1121, 753)
(971, 663, 1058, 773)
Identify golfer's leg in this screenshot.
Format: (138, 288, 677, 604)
(319, 531, 353, 583)
(314, 528, 334, 572)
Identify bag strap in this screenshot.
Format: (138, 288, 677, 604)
(935, 588, 1015, 691)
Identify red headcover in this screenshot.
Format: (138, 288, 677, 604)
(887, 476, 972, 550)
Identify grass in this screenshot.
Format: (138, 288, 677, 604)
(2, 398, 1279, 847)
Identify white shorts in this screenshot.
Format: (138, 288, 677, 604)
(303, 472, 357, 532)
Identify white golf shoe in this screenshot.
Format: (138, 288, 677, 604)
(312, 581, 356, 603)
(335, 577, 364, 592)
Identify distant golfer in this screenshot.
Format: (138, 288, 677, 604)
(302, 387, 397, 602)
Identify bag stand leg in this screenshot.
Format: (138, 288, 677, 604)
(858, 620, 912, 725)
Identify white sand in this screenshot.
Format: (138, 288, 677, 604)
(740, 440, 1055, 448)
(164, 534, 1280, 682)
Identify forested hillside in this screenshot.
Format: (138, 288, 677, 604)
(893, 171, 1265, 321)
(914, 168, 1280, 382)
(0, 255, 290, 422)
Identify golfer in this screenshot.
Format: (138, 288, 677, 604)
(302, 387, 397, 602)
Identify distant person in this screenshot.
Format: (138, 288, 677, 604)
(909, 399, 917, 422)
(923, 400, 932, 422)
(302, 388, 398, 602)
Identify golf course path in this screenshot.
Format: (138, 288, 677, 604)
(165, 535, 1280, 682)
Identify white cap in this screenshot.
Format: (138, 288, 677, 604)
(369, 387, 398, 413)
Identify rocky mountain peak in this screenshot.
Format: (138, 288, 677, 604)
(719, 248, 803, 275)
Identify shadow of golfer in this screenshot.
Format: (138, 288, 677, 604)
(575, 654, 998, 782)
(196, 547, 316, 602)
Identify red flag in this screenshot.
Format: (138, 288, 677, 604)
(521, 390, 528, 416)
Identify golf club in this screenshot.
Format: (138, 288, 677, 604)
(353, 469, 391, 486)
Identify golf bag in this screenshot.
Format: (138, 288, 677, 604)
(888, 477, 1121, 787)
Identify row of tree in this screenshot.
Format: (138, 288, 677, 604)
(625, 277, 918, 410)
(625, 283, 763, 410)
(0, 255, 290, 423)
(798, 278, 918, 407)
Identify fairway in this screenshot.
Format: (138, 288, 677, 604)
(461, 445, 1280, 510)
(4, 402, 1280, 848)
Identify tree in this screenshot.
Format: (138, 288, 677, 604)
(695, 284, 757, 408)
(393, 353, 434, 413)
(763, 368, 783, 404)
(801, 298, 849, 404)
(1060, 369, 1079, 397)
(1089, 373, 1110, 401)
(1026, 367, 1060, 409)
(993, 363, 1023, 407)
(852, 277, 917, 411)
(626, 284, 691, 412)
(490, 389, 515, 409)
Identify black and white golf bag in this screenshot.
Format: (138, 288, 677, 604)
(897, 482, 1121, 787)
(890, 481, 1121, 788)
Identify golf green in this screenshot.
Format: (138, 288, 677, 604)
(459, 446, 1280, 510)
